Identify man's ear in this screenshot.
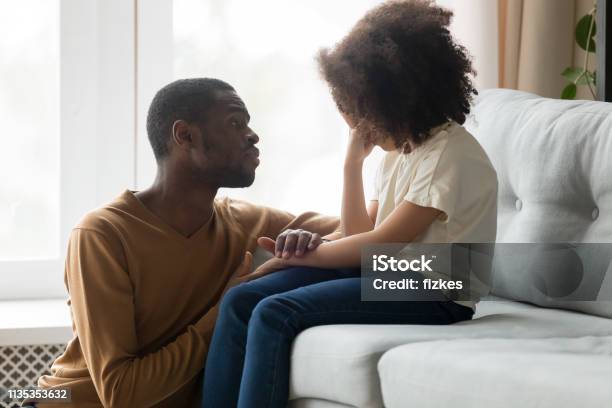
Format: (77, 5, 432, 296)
(171, 120, 193, 151)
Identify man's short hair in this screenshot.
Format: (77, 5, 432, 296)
(146, 78, 235, 161)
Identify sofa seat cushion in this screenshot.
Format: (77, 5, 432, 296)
(378, 336, 612, 408)
(288, 399, 355, 408)
(289, 298, 612, 408)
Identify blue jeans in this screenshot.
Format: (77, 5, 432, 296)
(201, 267, 473, 408)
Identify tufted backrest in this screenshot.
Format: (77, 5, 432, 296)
(466, 89, 612, 318)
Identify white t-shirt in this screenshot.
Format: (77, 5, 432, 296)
(371, 122, 498, 307)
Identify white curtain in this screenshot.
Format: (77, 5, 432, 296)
(437, 0, 596, 100)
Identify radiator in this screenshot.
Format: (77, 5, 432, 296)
(0, 344, 65, 408)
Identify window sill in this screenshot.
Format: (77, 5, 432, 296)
(0, 299, 72, 346)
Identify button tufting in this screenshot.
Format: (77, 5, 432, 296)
(515, 199, 523, 211)
(592, 207, 599, 220)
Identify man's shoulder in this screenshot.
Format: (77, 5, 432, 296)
(214, 196, 292, 223)
(214, 196, 297, 238)
(74, 190, 135, 236)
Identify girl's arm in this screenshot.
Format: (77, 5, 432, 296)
(341, 159, 374, 236)
(341, 125, 376, 236)
(324, 201, 377, 242)
(278, 200, 441, 269)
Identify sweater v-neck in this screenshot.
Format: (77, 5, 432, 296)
(123, 190, 216, 243)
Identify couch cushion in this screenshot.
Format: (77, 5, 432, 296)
(289, 298, 612, 407)
(488, 243, 612, 318)
(378, 336, 612, 408)
(465, 89, 612, 317)
(288, 399, 354, 408)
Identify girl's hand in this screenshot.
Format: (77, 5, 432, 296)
(346, 125, 375, 164)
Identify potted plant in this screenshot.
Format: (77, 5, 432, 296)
(561, 4, 597, 99)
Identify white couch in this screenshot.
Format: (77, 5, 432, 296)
(287, 89, 612, 408)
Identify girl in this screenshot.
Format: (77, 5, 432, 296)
(202, 1, 497, 407)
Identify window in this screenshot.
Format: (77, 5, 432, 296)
(137, 0, 385, 216)
(0, 0, 60, 261)
(0, 0, 136, 300)
(3, 0, 393, 299)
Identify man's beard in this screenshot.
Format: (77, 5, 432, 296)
(197, 165, 255, 188)
(221, 167, 256, 188)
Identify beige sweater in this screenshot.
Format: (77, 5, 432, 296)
(31, 190, 338, 408)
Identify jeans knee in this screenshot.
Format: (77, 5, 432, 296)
(249, 295, 297, 334)
(219, 284, 264, 321)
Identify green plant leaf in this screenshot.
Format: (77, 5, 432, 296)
(586, 71, 596, 85)
(561, 83, 577, 100)
(562, 67, 594, 85)
(593, 70, 597, 85)
(576, 14, 596, 52)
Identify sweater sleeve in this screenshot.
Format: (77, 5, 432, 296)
(226, 199, 340, 242)
(65, 228, 217, 407)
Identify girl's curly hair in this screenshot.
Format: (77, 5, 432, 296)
(317, 0, 476, 151)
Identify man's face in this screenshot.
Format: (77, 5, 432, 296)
(188, 90, 260, 188)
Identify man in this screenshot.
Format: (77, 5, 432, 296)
(27, 78, 338, 407)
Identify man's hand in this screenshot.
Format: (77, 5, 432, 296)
(222, 250, 288, 291)
(251, 256, 287, 279)
(222, 251, 254, 294)
(263, 229, 323, 259)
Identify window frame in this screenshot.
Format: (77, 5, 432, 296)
(1, 0, 389, 300)
(0, 0, 137, 300)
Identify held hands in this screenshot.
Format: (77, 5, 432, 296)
(250, 229, 324, 278)
(269, 229, 323, 259)
(226, 230, 324, 286)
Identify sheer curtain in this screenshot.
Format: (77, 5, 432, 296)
(499, 0, 595, 100)
(438, 0, 596, 100)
